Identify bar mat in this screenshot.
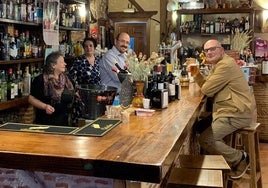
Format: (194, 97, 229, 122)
(73, 118, 121, 136)
(0, 123, 78, 134)
(0, 118, 121, 137)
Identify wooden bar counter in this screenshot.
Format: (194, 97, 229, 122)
(0, 83, 203, 186)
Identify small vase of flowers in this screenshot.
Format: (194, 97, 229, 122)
(126, 51, 164, 108)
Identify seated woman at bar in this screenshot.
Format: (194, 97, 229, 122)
(29, 51, 74, 126)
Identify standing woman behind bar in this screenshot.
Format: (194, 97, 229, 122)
(68, 37, 101, 125)
(69, 37, 101, 86)
(29, 51, 74, 126)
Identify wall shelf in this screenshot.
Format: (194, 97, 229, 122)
(0, 58, 44, 65)
(177, 8, 254, 14)
(0, 97, 29, 111)
(0, 18, 41, 26)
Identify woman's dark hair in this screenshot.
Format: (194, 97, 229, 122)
(82, 37, 97, 48)
(43, 51, 63, 74)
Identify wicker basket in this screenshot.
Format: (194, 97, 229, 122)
(19, 104, 35, 124)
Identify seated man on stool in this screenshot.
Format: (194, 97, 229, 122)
(188, 39, 256, 179)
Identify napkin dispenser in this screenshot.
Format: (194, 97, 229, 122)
(151, 89, 168, 109)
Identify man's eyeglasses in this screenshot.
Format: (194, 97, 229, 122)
(204, 46, 221, 53)
(117, 39, 130, 45)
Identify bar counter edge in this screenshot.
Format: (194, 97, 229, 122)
(0, 83, 204, 185)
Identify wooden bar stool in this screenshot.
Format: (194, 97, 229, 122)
(226, 123, 262, 188)
(177, 155, 230, 172)
(167, 168, 224, 188)
(166, 155, 230, 188)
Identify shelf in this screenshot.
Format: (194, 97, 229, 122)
(62, 0, 87, 4)
(0, 58, 44, 65)
(177, 8, 254, 14)
(59, 26, 87, 31)
(0, 18, 41, 26)
(0, 97, 29, 111)
(181, 33, 233, 36)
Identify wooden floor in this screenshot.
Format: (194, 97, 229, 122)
(231, 142, 268, 188)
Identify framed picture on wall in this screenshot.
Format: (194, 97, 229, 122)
(262, 10, 268, 33)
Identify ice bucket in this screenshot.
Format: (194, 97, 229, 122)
(77, 85, 117, 120)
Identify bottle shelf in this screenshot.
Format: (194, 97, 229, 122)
(177, 8, 254, 14)
(0, 96, 29, 111)
(0, 58, 44, 65)
(181, 32, 233, 36)
(63, 0, 87, 4)
(59, 26, 87, 31)
(0, 18, 41, 26)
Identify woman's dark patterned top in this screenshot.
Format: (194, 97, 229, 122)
(69, 54, 101, 87)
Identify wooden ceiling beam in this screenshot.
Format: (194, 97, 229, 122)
(128, 0, 145, 12)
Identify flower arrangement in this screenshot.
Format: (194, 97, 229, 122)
(231, 29, 252, 53)
(126, 51, 164, 81)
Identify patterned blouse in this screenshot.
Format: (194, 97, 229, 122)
(69, 55, 101, 87)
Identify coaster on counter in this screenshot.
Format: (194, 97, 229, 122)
(73, 118, 121, 136)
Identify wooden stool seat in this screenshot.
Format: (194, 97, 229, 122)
(226, 122, 262, 188)
(167, 168, 223, 188)
(177, 155, 230, 172)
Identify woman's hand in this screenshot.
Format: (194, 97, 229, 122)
(44, 104, 55, 114)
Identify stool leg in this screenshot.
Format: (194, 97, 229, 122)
(248, 132, 257, 188)
(254, 131, 262, 188)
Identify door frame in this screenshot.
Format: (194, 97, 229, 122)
(108, 11, 157, 56)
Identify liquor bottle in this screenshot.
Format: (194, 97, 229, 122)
(60, 3, 66, 26)
(19, 32, 26, 58)
(35, 2, 43, 24)
(3, 34, 10, 61)
(31, 36, 38, 58)
(0, 33, 6, 60)
(9, 36, 19, 60)
(12, 69, 18, 98)
(20, 0, 27, 21)
(7, 0, 14, 19)
(239, 17, 245, 33)
(168, 72, 175, 102)
(7, 68, 15, 100)
(14, 30, 21, 59)
(74, 4, 81, 28)
(209, 21, 214, 34)
(244, 16, 249, 31)
(2, 0, 7, 19)
(225, 20, 231, 34)
(14, 0, 20, 21)
(67, 5, 74, 27)
(205, 21, 210, 34)
(214, 18, 220, 34)
(17, 70, 23, 98)
(0, 70, 7, 101)
(24, 31, 31, 58)
(22, 66, 31, 96)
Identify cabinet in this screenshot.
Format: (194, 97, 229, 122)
(0, 17, 44, 112)
(177, 8, 255, 50)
